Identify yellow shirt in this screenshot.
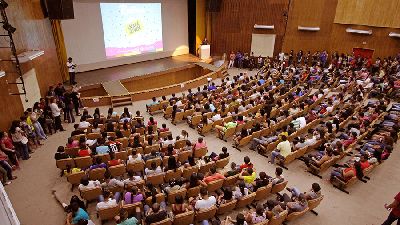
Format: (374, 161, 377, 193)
(277, 140, 291, 157)
(243, 172, 257, 184)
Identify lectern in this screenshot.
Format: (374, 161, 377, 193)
(200, 45, 210, 60)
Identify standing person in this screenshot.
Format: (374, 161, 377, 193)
(50, 97, 65, 132)
(67, 57, 77, 85)
(9, 121, 30, 160)
(63, 91, 75, 123)
(382, 192, 400, 225)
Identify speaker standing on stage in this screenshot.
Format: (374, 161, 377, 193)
(67, 57, 77, 85)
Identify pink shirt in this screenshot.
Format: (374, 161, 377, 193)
(66, 140, 79, 148)
(194, 142, 207, 150)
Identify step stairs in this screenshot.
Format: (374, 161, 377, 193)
(221, 69, 229, 77)
(111, 95, 132, 108)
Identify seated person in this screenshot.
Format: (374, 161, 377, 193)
(215, 120, 238, 139)
(66, 137, 79, 148)
(304, 150, 333, 168)
(107, 151, 123, 167)
(286, 183, 322, 201)
(162, 135, 175, 148)
(203, 167, 225, 184)
(101, 171, 124, 190)
(123, 170, 143, 187)
(78, 118, 90, 129)
(193, 137, 207, 151)
(123, 186, 144, 205)
(217, 186, 234, 205)
(245, 203, 267, 224)
(63, 164, 82, 176)
(233, 129, 249, 146)
(96, 190, 120, 211)
(224, 162, 240, 177)
(91, 122, 101, 133)
(163, 178, 183, 194)
(252, 171, 270, 191)
(233, 181, 249, 199)
(270, 167, 284, 185)
(78, 176, 101, 192)
(330, 161, 363, 182)
(88, 157, 107, 170)
(145, 162, 162, 176)
(209, 147, 229, 161)
(171, 195, 192, 215)
(127, 149, 143, 164)
(158, 124, 169, 133)
(281, 193, 308, 214)
(222, 213, 247, 225)
(239, 168, 257, 187)
(147, 117, 158, 127)
(71, 124, 85, 137)
(55, 146, 69, 160)
(144, 203, 168, 225)
(115, 208, 140, 225)
(66, 202, 89, 225)
(265, 200, 285, 220)
(194, 187, 217, 210)
(240, 156, 254, 171)
(270, 135, 291, 164)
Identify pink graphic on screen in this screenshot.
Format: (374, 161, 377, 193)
(100, 3, 163, 59)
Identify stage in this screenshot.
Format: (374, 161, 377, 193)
(75, 54, 201, 86)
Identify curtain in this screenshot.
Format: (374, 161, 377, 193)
(51, 20, 69, 82)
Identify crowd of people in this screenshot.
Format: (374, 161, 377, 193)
(0, 83, 83, 185)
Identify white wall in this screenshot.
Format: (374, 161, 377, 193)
(0, 183, 20, 225)
(17, 69, 41, 111)
(61, 0, 189, 72)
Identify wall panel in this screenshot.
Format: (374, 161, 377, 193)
(0, 0, 62, 131)
(211, 0, 289, 56)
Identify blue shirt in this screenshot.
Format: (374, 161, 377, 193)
(96, 146, 109, 154)
(259, 79, 265, 85)
(72, 208, 89, 224)
(118, 217, 138, 225)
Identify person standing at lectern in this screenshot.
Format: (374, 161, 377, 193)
(67, 57, 77, 85)
(201, 38, 209, 45)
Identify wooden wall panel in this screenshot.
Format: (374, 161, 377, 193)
(0, 0, 62, 131)
(211, 0, 289, 56)
(282, 0, 400, 58)
(335, 0, 400, 28)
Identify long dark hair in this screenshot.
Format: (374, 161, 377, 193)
(354, 161, 364, 180)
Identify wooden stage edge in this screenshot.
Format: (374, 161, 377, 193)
(79, 55, 227, 108)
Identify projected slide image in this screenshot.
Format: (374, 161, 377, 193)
(100, 3, 163, 59)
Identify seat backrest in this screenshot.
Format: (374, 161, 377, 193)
(235, 192, 256, 209)
(187, 186, 201, 198)
(255, 184, 272, 201)
(190, 115, 202, 126)
(193, 147, 208, 159)
(80, 187, 102, 201)
(65, 147, 80, 157)
(216, 200, 237, 215)
(95, 154, 111, 163)
(199, 161, 215, 174)
(268, 210, 288, 225)
(145, 157, 162, 169)
(121, 202, 143, 217)
(223, 127, 236, 138)
(87, 133, 101, 140)
(115, 151, 128, 161)
(144, 145, 160, 155)
(254, 219, 269, 225)
(56, 158, 75, 170)
(98, 205, 121, 221)
(116, 137, 129, 148)
(151, 218, 173, 225)
(173, 211, 195, 225)
(67, 171, 86, 185)
(74, 156, 93, 169)
(167, 188, 187, 204)
(223, 175, 238, 187)
(88, 168, 106, 181)
(207, 179, 225, 193)
(308, 195, 324, 210)
(252, 130, 262, 139)
(109, 164, 126, 177)
(200, 123, 213, 135)
(271, 180, 288, 194)
(285, 207, 309, 222)
(182, 166, 199, 180)
(238, 135, 252, 147)
(215, 157, 230, 169)
(159, 131, 172, 139)
(165, 169, 183, 182)
(127, 161, 145, 173)
(174, 140, 186, 149)
(195, 205, 217, 222)
(146, 173, 165, 186)
(178, 150, 192, 163)
(145, 193, 166, 206)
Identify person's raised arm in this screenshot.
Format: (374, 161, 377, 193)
(385, 198, 399, 210)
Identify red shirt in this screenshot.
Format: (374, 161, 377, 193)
(392, 192, 400, 216)
(78, 149, 90, 157)
(203, 173, 224, 184)
(360, 161, 370, 170)
(240, 163, 253, 171)
(0, 137, 14, 149)
(108, 159, 121, 167)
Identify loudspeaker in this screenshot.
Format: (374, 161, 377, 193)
(207, 0, 222, 12)
(45, 0, 74, 20)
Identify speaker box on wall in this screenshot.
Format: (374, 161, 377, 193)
(45, 0, 74, 20)
(207, 0, 222, 12)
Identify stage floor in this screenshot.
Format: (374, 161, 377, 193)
(75, 54, 200, 86)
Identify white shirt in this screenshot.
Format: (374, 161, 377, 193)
(211, 114, 221, 121)
(96, 198, 117, 210)
(145, 166, 162, 175)
(67, 61, 76, 72)
(296, 117, 307, 128)
(50, 103, 61, 117)
(195, 196, 216, 210)
(78, 180, 100, 192)
(78, 121, 90, 128)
